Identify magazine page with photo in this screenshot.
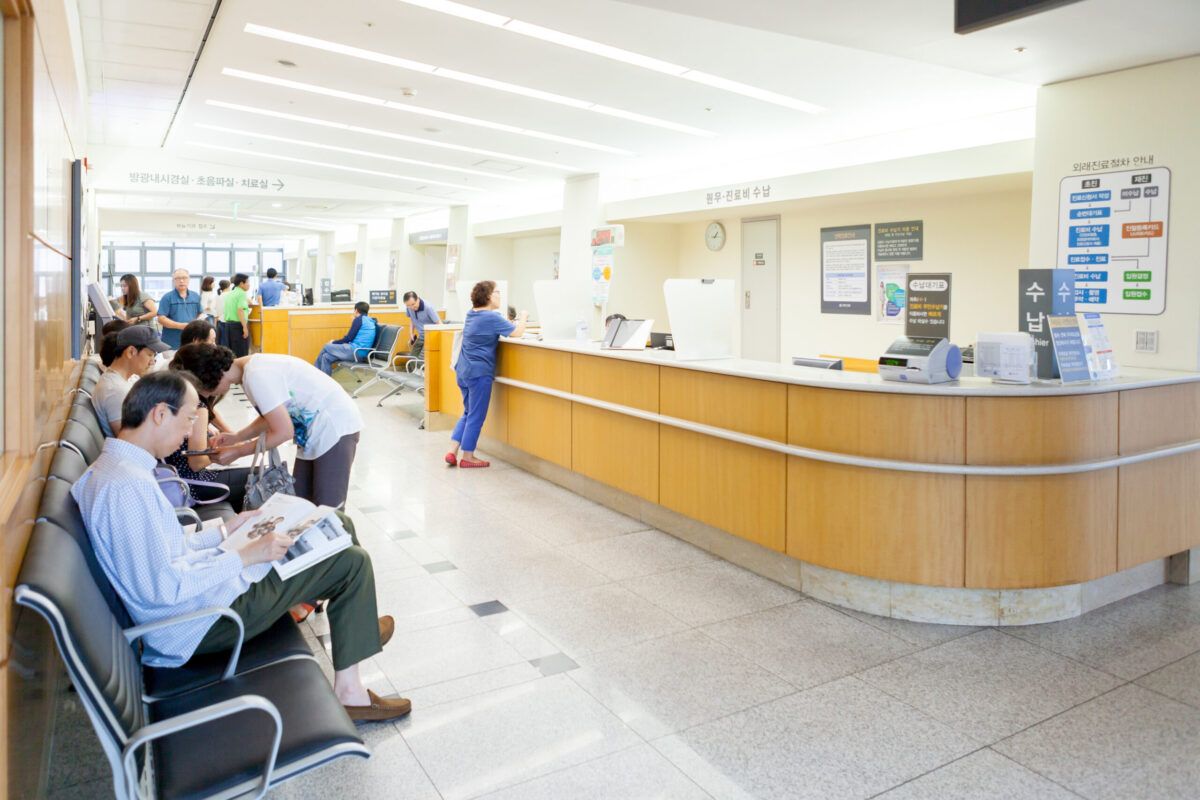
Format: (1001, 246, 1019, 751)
(220, 493, 351, 579)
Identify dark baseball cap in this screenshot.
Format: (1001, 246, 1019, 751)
(116, 325, 171, 354)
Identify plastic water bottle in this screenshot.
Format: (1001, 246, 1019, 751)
(575, 320, 588, 342)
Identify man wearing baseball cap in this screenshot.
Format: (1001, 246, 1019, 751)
(91, 326, 170, 437)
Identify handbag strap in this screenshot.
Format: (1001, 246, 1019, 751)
(250, 434, 269, 478)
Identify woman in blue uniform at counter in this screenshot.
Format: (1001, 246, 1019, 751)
(446, 280, 527, 468)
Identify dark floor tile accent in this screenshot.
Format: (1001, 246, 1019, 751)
(531, 653, 579, 676)
(469, 601, 508, 617)
(423, 561, 457, 574)
(386, 528, 418, 541)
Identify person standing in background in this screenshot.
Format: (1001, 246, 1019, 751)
(402, 290, 440, 362)
(156, 269, 204, 351)
(445, 281, 527, 469)
(114, 274, 158, 328)
(200, 276, 219, 324)
(257, 268, 284, 307)
(221, 273, 252, 357)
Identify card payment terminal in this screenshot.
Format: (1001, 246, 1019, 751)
(877, 338, 963, 384)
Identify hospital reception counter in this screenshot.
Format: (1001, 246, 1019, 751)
(251, 304, 413, 363)
(421, 327, 1200, 624)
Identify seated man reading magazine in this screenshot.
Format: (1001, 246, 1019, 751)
(71, 370, 409, 721)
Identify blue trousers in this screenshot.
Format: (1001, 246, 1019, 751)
(451, 375, 493, 452)
(315, 342, 358, 376)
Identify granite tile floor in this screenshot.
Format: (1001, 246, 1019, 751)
(45, 382, 1200, 799)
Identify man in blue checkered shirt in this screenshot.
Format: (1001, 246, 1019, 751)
(72, 371, 411, 722)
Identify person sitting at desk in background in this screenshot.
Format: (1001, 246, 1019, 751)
(113, 273, 158, 328)
(156, 268, 204, 351)
(403, 290, 440, 361)
(256, 267, 285, 307)
(220, 273, 252, 358)
(445, 280, 527, 469)
(71, 371, 410, 721)
(507, 305, 517, 322)
(314, 301, 377, 376)
(162, 320, 253, 511)
(92, 326, 170, 437)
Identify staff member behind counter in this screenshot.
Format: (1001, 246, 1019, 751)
(445, 280, 527, 469)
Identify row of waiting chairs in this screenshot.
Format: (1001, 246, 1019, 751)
(18, 358, 369, 799)
(331, 323, 426, 408)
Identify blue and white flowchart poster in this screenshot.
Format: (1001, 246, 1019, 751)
(1057, 167, 1170, 314)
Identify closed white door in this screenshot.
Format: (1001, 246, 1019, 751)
(741, 217, 780, 362)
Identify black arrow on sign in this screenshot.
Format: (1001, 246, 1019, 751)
(273, 179, 285, 191)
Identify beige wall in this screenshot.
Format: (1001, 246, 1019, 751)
(1029, 55, 1200, 371)
(510, 233, 558, 318)
(606, 222, 678, 330)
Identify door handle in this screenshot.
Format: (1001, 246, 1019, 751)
(745, 291, 751, 309)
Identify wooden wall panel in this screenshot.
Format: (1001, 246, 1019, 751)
(1119, 383, 1200, 453)
(788, 460, 965, 587)
(507, 387, 571, 468)
(966, 394, 1118, 464)
(965, 472, 1118, 588)
(789, 386, 965, 463)
(660, 427, 786, 552)
(572, 355, 659, 412)
(660, 368, 786, 441)
(572, 405, 658, 502)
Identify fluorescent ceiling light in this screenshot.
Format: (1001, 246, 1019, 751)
(243, 23, 715, 137)
(392, 0, 825, 114)
(207, 100, 579, 171)
(221, 68, 634, 155)
(187, 141, 486, 192)
(196, 123, 525, 181)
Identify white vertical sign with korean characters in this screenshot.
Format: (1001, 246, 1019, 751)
(1058, 167, 1170, 314)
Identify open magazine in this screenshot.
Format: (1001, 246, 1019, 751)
(219, 493, 351, 580)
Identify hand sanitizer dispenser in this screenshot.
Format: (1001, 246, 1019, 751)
(878, 337, 963, 384)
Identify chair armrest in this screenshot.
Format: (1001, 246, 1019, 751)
(126, 606, 245, 683)
(176, 508, 201, 526)
(122, 694, 281, 800)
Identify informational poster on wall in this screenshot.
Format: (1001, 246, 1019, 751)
(590, 226, 623, 305)
(876, 263, 908, 324)
(445, 244, 460, 292)
(874, 220, 923, 262)
(905, 273, 951, 339)
(820, 224, 870, 315)
(1058, 167, 1170, 314)
(387, 256, 398, 289)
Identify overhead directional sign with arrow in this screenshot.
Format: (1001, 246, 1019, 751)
(1057, 166, 1170, 314)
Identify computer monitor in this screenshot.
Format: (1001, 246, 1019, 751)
(792, 356, 844, 370)
(303, 288, 314, 306)
(330, 289, 352, 302)
(649, 332, 674, 350)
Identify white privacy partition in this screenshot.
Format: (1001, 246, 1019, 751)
(664, 278, 735, 361)
(455, 280, 507, 322)
(533, 279, 595, 340)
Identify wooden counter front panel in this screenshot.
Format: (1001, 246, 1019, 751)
(660, 427, 785, 552)
(789, 387, 965, 463)
(1118, 384, 1200, 569)
(481, 383, 508, 444)
(573, 405, 658, 502)
(660, 368, 786, 441)
(965, 472, 1117, 588)
(507, 386, 571, 469)
(966, 394, 1118, 465)
(788, 461, 965, 586)
(572, 355, 659, 412)
(497, 344, 571, 392)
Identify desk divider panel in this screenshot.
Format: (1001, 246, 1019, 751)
(786, 387, 967, 587)
(1118, 383, 1200, 570)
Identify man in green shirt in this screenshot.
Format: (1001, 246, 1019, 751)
(222, 273, 252, 356)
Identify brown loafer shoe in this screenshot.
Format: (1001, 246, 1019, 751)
(344, 690, 411, 722)
(379, 615, 394, 647)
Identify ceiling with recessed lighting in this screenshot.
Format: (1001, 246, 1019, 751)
(80, 0, 1200, 237)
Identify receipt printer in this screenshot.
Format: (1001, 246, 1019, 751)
(878, 337, 963, 384)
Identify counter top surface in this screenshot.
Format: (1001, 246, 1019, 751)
(262, 304, 404, 315)
(488, 335, 1199, 396)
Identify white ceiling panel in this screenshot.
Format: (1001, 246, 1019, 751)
(100, 0, 214, 29)
(101, 19, 205, 51)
